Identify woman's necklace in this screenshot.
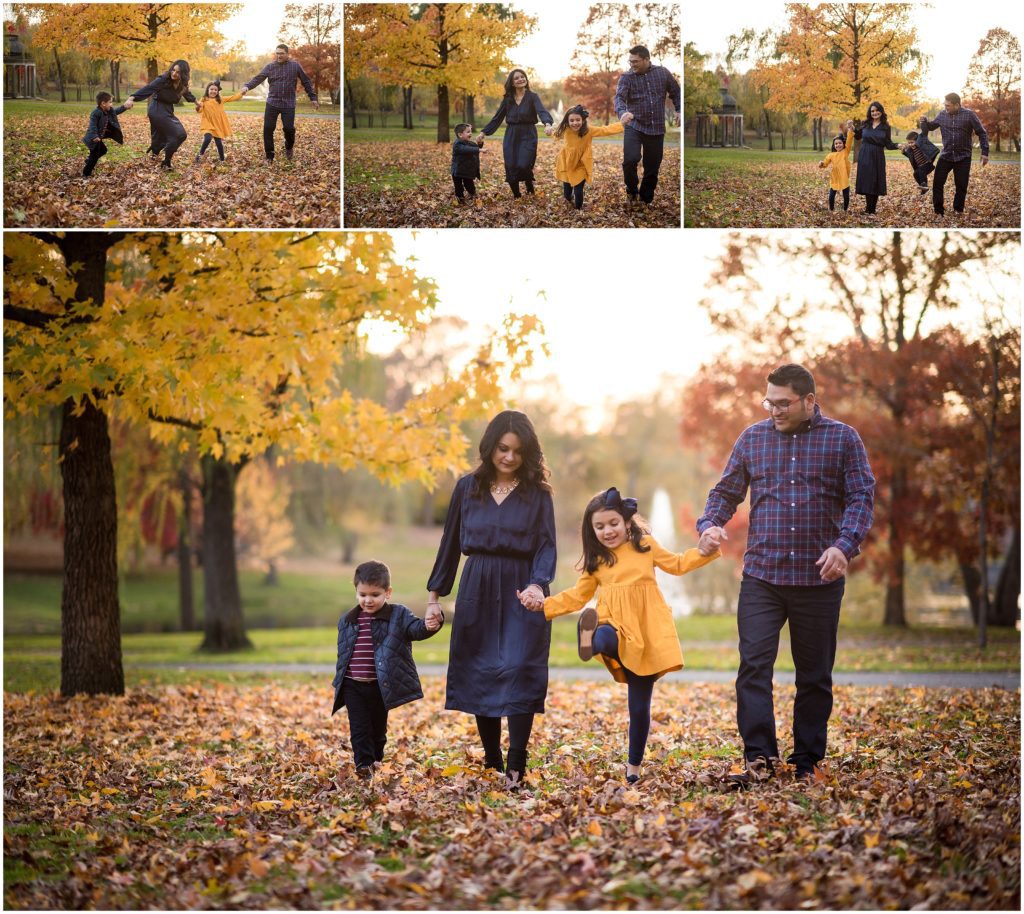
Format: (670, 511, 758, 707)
(491, 478, 519, 496)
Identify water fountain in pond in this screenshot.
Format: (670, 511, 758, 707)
(648, 488, 693, 617)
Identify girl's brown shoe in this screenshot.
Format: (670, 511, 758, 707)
(577, 607, 599, 661)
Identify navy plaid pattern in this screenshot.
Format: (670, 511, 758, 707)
(922, 108, 989, 161)
(244, 59, 317, 109)
(697, 405, 875, 586)
(614, 65, 680, 135)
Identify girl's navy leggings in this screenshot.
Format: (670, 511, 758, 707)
(592, 624, 657, 765)
(828, 187, 850, 211)
(199, 133, 225, 159)
(562, 180, 585, 209)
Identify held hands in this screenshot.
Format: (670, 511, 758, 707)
(474, 132, 485, 144)
(122, 98, 134, 110)
(981, 155, 989, 167)
(312, 100, 320, 111)
(517, 584, 545, 612)
(816, 546, 848, 582)
(697, 526, 728, 556)
(425, 602, 444, 630)
(620, 111, 634, 126)
(543, 124, 553, 136)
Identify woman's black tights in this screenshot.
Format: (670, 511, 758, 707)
(864, 193, 879, 214)
(508, 178, 535, 198)
(475, 713, 535, 773)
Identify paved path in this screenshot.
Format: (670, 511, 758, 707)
(130, 663, 1020, 690)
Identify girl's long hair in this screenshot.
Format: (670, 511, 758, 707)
(554, 104, 589, 139)
(502, 68, 530, 100)
(861, 100, 888, 129)
(469, 410, 551, 498)
(831, 134, 846, 152)
(203, 81, 222, 104)
(578, 489, 650, 574)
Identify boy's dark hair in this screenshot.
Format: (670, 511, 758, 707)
(277, 43, 289, 52)
(454, 123, 472, 136)
(945, 92, 961, 105)
(96, 91, 112, 106)
(578, 488, 650, 574)
(554, 104, 589, 139)
(767, 363, 816, 397)
(354, 560, 391, 589)
(905, 131, 919, 142)
(630, 45, 650, 59)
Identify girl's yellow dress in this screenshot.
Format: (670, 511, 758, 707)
(543, 535, 719, 682)
(820, 129, 854, 191)
(197, 92, 244, 139)
(555, 121, 624, 185)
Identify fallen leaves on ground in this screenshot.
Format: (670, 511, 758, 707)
(344, 140, 680, 227)
(4, 680, 1018, 909)
(685, 156, 1021, 227)
(3, 111, 340, 228)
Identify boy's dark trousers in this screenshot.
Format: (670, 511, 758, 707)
(562, 180, 586, 209)
(736, 574, 844, 772)
(912, 162, 934, 188)
(263, 104, 296, 159)
(83, 140, 108, 176)
(622, 126, 664, 202)
(453, 176, 476, 200)
(828, 188, 850, 211)
(933, 157, 971, 213)
(342, 678, 388, 768)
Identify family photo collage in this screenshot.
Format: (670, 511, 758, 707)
(2, 0, 1021, 910)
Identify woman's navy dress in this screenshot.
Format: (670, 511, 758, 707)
(854, 123, 898, 196)
(427, 474, 556, 717)
(130, 76, 196, 159)
(481, 91, 554, 183)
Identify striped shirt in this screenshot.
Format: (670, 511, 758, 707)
(921, 108, 989, 161)
(344, 611, 377, 680)
(697, 405, 875, 587)
(614, 65, 681, 135)
(243, 59, 317, 109)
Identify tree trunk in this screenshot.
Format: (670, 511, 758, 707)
(403, 86, 413, 129)
(199, 455, 252, 651)
(465, 93, 475, 126)
(883, 464, 908, 626)
(177, 467, 196, 632)
(765, 111, 773, 151)
(263, 561, 279, 586)
(993, 526, 1020, 626)
(109, 60, 120, 101)
(54, 48, 65, 103)
(59, 397, 124, 696)
(345, 78, 358, 128)
(961, 560, 982, 623)
(436, 83, 450, 143)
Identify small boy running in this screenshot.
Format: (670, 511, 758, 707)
(900, 130, 940, 194)
(82, 91, 133, 177)
(451, 122, 484, 203)
(331, 560, 443, 778)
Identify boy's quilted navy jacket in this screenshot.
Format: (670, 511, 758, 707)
(331, 603, 442, 713)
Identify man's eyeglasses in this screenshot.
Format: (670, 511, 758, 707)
(762, 397, 807, 413)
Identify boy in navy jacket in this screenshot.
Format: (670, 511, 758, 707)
(332, 561, 443, 778)
(82, 91, 133, 177)
(900, 129, 940, 193)
(450, 122, 484, 203)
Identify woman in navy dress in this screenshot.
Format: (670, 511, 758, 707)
(475, 69, 554, 199)
(854, 101, 899, 215)
(127, 59, 197, 170)
(426, 410, 556, 787)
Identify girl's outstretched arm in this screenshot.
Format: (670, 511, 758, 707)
(222, 91, 245, 103)
(647, 535, 720, 576)
(589, 122, 624, 138)
(539, 572, 597, 619)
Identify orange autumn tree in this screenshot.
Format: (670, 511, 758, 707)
(964, 28, 1021, 153)
(4, 231, 546, 694)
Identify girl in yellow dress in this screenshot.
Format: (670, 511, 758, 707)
(818, 120, 855, 212)
(519, 487, 719, 782)
(193, 81, 245, 163)
(552, 104, 624, 211)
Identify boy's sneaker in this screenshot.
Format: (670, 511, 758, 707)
(194, 154, 202, 164)
(284, 148, 294, 160)
(577, 607, 599, 661)
(918, 183, 928, 194)
(355, 765, 373, 780)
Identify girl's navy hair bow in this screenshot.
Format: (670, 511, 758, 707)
(602, 486, 638, 520)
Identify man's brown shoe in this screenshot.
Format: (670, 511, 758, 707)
(726, 756, 774, 791)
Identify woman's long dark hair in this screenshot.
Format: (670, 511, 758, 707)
(578, 489, 650, 574)
(502, 68, 530, 100)
(469, 410, 551, 497)
(165, 59, 191, 92)
(554, 104, 589, 139)
(861, 100, 888, 129)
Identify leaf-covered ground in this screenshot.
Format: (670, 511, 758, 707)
(3, 111, 340, 228)
(684, 152, 1021, 228)
(4, 680, 1019, 909)
(344, 140, 680, 228)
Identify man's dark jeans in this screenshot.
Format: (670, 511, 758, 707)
(622, 126, 664, 202)
(933, 157, 971, 213)
(341, 678, 388, 768)
(736, 574, 844, 771)
(263, 103, 297, 160)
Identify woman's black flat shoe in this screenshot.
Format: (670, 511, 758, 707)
(626, 773, 640, 784)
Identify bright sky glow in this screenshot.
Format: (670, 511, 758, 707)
(219, 1, 298, 56)
(683, 0, 1024, 102)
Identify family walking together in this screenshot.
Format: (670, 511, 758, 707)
(332, 364, 876, 790)
(80, 45, 319, 177)
(818, 93, 989, 218)
(449, 45, 680, 211)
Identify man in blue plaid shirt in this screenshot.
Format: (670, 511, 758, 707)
(242, 43, 320, 162)
(697, 364, 875, 788)
(613, 45, 680, 205)
(919, 92, 989, 217)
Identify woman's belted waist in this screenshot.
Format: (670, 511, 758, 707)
(464, 548, 533, 560)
